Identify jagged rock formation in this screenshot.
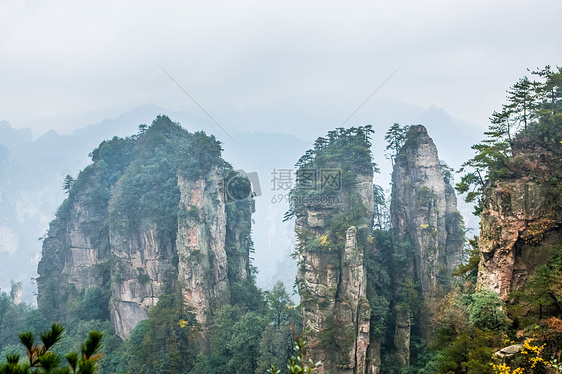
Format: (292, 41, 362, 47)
(295, 192, 373, 374)
(390, 125, 464, 366)
(291, 127, 375, 374)
(477, 138, 562, 300)
(290, 125, 464, 373)
(176, 172, 231, 342)
(10, 282, 22, 305)
(37, 116, 254, 340)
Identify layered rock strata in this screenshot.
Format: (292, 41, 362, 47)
(390, 125, 464, 366)
(292, 128, 376, 374)
(37, 116, 254, 340)
(477, 177, 562, 300)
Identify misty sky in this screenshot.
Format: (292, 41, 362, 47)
(1, 0, 562, 137)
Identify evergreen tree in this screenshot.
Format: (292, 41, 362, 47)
(226, 312, 266, 374)
(487, 108, 513, 145)
(506, 76, 536, 131)
(456, 66, 562, 215)
(384, 123, 409, 163)
(63, 175, 74, 195)
(266, 282, 295, 326)
(373, 184, 389, 230)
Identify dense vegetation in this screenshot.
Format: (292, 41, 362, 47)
(0, 282, 300, 374)
(1, 116, 305, 374)
(2, 65, 562, 373)
(426, 66, 562, 373)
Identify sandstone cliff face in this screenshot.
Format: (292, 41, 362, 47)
(292, 127, 376, 374)
(37, 116, 254, 340)
(390, 125, 464, 366)
(38, 165, 110, 304)
(109, 217, 176, 338)
(475, 134, 562, 301)
(477, 179, 562, 300)
(176, 172, 230, 335)
(295, 174, 373, 374)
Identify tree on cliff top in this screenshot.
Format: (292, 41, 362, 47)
(285, 125, 377, 223)
(456, 65, 562, 216)
(384, 123, 409, 163)
(294, 125, 376, 173)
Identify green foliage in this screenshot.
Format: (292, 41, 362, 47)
(452, 237, 481, 284)
(224, 192, 258, 311)
(434, 329, 497, 374)
(224, 171, 252, 203)
(416, 186, 438, 207)
(0, 324, 103, 374)
(513, 245, 562, 323)
(0, 304, 29, 351)
(80, 331, 103, 360)
(135, 268, 151, 285)
(457, 65, 562, 215)
(35, 115, 271, 374)
(385, 123, 410, 162)
(440, 161, 454, 185)
(257, 323, 294, 374)
(295, 126, 376, 173)
(398, 277, 423, 317)
(119, 292, 199, 374)
(268, 331, 319, 374)
(79, 288, 110, 322)
(373, 184, 390, 230)
(102, 115, 227, 248)
(506, 76, 537, 132)
(457, 140, 512, 215)
(425, 252, 511, 373)
(225, 312, 267, 374)
(286, 125, 377, 223)
(63, 175, 74, 195)
(365, 230, 392, 341)
(266, 282, 296, 326)
(188, 280, 302, 374)
(191, 305, 260, 374)
(52, 320, 118, 374)
(465, 291, 509, 332)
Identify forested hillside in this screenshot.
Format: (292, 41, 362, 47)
(0, 66, 561, 374)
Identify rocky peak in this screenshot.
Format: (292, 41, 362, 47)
(290, 126, 375, 374)
(390, 124, 464, 366)
(391, 125, 463, 293)
(10, 282, 22, 305)
(37, 116, 255, 340)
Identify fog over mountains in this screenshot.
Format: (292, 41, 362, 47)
(0, 98, 481, 301)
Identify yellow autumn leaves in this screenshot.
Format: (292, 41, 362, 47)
(490, 339, 560, 374)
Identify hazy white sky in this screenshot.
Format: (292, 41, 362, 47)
(1, 0, 561, 134)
